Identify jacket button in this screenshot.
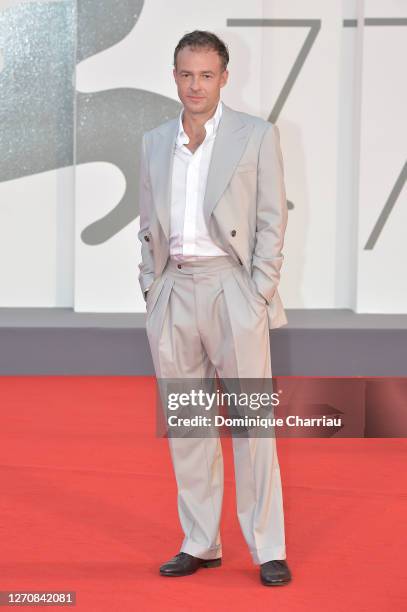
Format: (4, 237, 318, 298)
(231, 229, 237, 237)
(144, 235, 150, 242)
(177, 264, 182, 269)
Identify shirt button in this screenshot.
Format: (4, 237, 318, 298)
(231, 229, 237, 237)
(177, 264, 182, 269)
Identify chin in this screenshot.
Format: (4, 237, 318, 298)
(185, 100, 209, 113)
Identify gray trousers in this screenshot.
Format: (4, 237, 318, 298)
(145, 255, 286, 565)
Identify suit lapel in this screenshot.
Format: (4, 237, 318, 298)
(149, 117, 178, 242)
(149, 102, 253, 240)
(203, 103, 252, 227)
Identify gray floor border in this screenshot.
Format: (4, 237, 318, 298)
(0, 309, 406, 376)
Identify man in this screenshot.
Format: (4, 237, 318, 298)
(137, 30, 291, 586)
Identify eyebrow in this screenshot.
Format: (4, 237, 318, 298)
(179, 70, 215, 75)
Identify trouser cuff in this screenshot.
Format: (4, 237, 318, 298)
(250, 546, 286, 565)
(180, 540, 222, 560)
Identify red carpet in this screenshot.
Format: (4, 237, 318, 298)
(0, 376, 405, 611)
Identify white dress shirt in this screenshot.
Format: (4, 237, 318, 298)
(169, 98, 229, 262)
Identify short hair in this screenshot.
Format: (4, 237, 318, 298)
(173, 30, 229, 72)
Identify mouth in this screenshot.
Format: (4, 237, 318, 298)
(187, 96, 205, 101)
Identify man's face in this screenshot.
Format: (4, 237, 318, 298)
(173, 46, 228, 115)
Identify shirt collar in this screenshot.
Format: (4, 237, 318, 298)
(177, 99, 223, 147)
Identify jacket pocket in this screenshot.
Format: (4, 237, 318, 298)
(232, 269, 267, 317)
(146, 275, 166, 317)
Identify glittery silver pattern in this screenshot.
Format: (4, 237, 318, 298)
(0, 0, 181, 247)
(0, 0, 76, 178)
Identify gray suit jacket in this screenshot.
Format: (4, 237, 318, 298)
(137, 102, 288, 329)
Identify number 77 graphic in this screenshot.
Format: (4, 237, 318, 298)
(227, 18, 407, 247)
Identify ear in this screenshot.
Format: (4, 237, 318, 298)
(220, 69, 229, 88)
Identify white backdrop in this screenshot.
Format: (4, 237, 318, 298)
(0, 0, 405, 314)
(356, 0, 407, 313)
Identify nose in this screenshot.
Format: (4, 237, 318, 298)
(190, 76, 201, 91)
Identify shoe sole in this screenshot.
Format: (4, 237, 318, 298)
(261, 576, 292, 586)
(160, 558, 222, 577)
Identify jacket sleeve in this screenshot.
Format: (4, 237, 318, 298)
(137, 134, 155, 295)
(251, 123, 288, 304)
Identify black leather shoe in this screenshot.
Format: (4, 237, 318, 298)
(159, 552, 222, 577)
(260, 559, 292, 586)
